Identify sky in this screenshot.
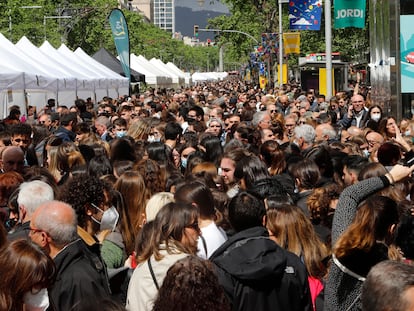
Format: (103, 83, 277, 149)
(175, 0, 230, 13)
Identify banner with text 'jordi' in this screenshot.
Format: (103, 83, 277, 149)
(334, 0, 366, 29)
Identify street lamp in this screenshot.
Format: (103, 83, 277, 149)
(9, 6, 43, 41)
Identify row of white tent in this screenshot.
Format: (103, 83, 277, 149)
(0, 33, 131, 116)
(192, 72, 229, 83)
(0, 32, 230, 117)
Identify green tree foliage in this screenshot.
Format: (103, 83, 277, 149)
(209, 0, 369, 66)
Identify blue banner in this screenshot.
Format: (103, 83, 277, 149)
(109, 9, 131, 84)
(289, 0, 322, 31)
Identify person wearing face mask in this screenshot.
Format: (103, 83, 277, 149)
(362, 104, 383, 131)
(29, 200, 111, 311)
(0, 239, 55, 311)
(112, 118, 128, 139)
(58, 174, 115, 277)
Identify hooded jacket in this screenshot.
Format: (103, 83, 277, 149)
(210, 226, 312, 311)
(48, 239, 111, 311)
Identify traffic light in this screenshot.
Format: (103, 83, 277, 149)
(194, 25, 199, 37)
(207, 39, 211, 46)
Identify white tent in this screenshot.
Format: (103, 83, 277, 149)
(149, 58, 184, 87)
(166, 62, 190, 85)
(191, 72, 229, 83)
(130, 54, 172, 88)
(1, 35, 132, 117)
(0, 34, 60, 115)
(72, 47, 129, 99)
(39, 41, 100, 104)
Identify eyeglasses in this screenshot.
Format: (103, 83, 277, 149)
(269, 110, 276, 113)
(39, 121, 46, 124)
(210, 125, 221, 128)
(299, 121, 306, 125)
(186, 221, 200, 231)
(13, 138, 29, 144)
(367, 140, 381, 146)
(285, 124, 295, 127)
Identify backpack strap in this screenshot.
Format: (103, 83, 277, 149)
(200, 235, 208, 258)
(147, 258, 160, 290)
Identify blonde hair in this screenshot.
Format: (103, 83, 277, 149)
(145, 192, 174, 222)
(127, 118, 151, 141)
(266, 204, 328, 278)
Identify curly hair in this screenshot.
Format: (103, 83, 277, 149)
(152, 256, 231, 311)
(8, 123, 32, 137)
(134, 158, 164, 196)
(307, 183, 342, 228)
(58, 173, 105, 228)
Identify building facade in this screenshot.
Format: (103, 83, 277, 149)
(123, 0, 174, 33)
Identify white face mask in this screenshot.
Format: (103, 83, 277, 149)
(405, 130, 411, 137)
(91, 203, 120, 231)
(23, 288, 49, 311)
(116, 130, 126, 138)
(371, 113, 381, 122)
(147, 135, 161, 143)
(362, 149, 370, 158)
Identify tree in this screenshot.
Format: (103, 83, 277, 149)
(209, 0, 369, 67)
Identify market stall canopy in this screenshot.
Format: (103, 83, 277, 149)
(92, 48, 145, 83)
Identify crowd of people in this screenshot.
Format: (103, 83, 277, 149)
(1, 77, 414, 311)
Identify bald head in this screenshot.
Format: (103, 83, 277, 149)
(315, 123, 336, 143)
(1, 146, 24, 173)
(347, 126, 363, 137)
(366, 131, 385, 153)
(31, 200, 78, 254)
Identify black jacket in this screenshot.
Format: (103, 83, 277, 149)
(48, 239, 111, 311)
(210, 226, 312, 311)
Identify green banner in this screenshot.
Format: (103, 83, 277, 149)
(334, 0, 366, 29)
(109, 9, 131, 84)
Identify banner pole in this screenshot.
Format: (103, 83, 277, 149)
(279, 0, 283, 87)
(325, 0, 333, 99)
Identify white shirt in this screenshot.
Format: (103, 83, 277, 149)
(197, 222, 227, 259)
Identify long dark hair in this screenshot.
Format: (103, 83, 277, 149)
(0, 239, 56, 311)
(137, 202, 199, 262)
(334, 196, 399, 259)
